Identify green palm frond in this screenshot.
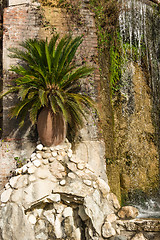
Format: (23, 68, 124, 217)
(0, 86, 19, 98)
(49, 95, 57, 114)
(0, 34, 96, 136)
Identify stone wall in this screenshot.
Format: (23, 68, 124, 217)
(0, 141, 119, 240)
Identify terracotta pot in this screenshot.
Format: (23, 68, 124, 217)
(37, 107, 66, 147)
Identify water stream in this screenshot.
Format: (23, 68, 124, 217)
(135, 198, 160, 218)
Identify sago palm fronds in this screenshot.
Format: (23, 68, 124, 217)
(0, 34, 96, 134)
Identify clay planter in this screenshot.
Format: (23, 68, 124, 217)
(37, 107, 66, 147)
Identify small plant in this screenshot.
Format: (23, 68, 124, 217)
(14, 157, 27, 168)
(0, 34, 96, 145)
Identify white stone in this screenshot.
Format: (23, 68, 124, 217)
(106, 213, 117, 223)
(54, 204, 65, 214)
(49, 161, 66, 178)
(75, 228, 81, 240)
(33, 160, 41, 168)
(16, 175, 29, 188)
(57, 155, 63, 161)
(28, 214, 37, 224)
(11, 189, 23, 202)
(83, 179, 92, 186)
(43, 147, 50, 151)
(51, 176, 57, 182)
(36, 153, 42, 159)
(36, 232, 48, 239)
(1, 188, 12, 203)
(63, 207, 73, 218)
(50, 146, 56, 151)
(68, 149, 72, 154)
(1, 204, 5, 207)
(52, 151, 57, 157)
(5, 183, 10, 190)
(29, 175, 36, 182)
(36, 208, 43, 217)
(46, 194, 61, 202)
(43, 210, 55, 225)
(28, 166, 36, 174)
(43, 152, 51, 159)
(68, 172, 76, 179)
(26, 162, 33, 168)
(9, 175, 20, 188)
(30, 156, 36, 161)
(107, 193, 121, 210)
(54, 214, 63, 238)
(131, 232, 147, 240)
(31, 153, 36, 158)
(102, 221, 116, 238)
(59, 151, 66, 157)
(116, 228, 121, 235)
(96, 177, 110, 196)
(36, 144, 43, 151)
(36, 168, 50, 179)
(15, 168, 22, 175)
(59, 179, 66, 186)
(69, 155, 79, 163)
(93, 181, 97, 189)
(55, 145, 63, 150)
(67, 152, 72, 158)
(93, 189, 101, 206)
(84, 195, 105, 235)
(22, 165, 28, 173)
(77, 163, 85, 170)
(42, 159, 48, 165)
(67, 162, 77, 172)
(27, 180, 53, 205)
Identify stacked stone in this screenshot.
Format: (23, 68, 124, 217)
(0, 140, 122, 240)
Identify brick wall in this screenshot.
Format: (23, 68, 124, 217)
(3, 4, 41, 139)
(0, 2, 41, 190)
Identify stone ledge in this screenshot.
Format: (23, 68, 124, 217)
(116, 219, 160, 232)
(8, 0, 31, 7)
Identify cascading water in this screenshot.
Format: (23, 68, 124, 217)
(118, 0, 160, 218)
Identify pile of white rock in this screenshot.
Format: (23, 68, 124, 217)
(0, 139, 151, 240)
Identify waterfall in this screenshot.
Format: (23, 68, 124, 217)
(118, 0, 160, 218)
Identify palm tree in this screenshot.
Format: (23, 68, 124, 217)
(0, 34, 96, 146)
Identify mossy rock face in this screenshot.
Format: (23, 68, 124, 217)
(113, 63, 159, 202)
(106, 164, 121, 203)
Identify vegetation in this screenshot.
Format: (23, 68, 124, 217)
(0, 34, 96, 140)
(89, 0, 122, 94)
